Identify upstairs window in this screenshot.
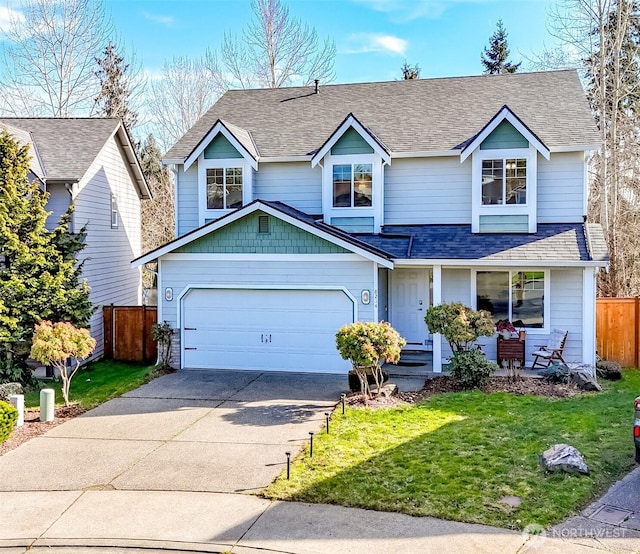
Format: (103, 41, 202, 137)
(111, 193, 118, 228)
(207, 167, 243, 210)
(333, 163, 373, 208)
(482, 158, 527, 205)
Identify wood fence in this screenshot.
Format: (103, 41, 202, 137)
(103, 305, 157, 363)
(596, 298, 640, 367)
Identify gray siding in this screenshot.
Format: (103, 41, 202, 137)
(384, 157, 472, 225)
(479, 214, 529, 233)
(253, 161, 322, 214)
(436, 267, 584, 365)
(73, 135, 142, 358)
(45, 182, 71, 231)
(160, 258, 376, 328)
(177, 164, 199, 236)
(331, 217, 374, 233)
(538, 152, 584, 223)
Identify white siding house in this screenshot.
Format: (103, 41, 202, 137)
(136, 70, 608, 374)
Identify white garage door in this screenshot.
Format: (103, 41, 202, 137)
(181, 288, 354, 373)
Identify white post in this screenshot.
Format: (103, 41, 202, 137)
(40, 389, 55, 422)
(8, 394, 24, 427)
(583, 267, 597, 373)
(432, 265, 443, 373)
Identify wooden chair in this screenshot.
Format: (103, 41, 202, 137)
(531, 328, 568, 369)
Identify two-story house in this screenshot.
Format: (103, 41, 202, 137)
(2, 118, 151, 359)
(133, 70, 608, 373)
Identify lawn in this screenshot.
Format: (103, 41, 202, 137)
(24, 360, 159, 409)
(264, 369, 640, 530)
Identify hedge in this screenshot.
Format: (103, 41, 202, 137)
(0, 400, 18, 444)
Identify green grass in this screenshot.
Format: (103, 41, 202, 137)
(264, 369, 640, 530)
(24, 360, 159, 409)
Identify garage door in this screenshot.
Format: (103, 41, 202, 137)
(181, 288, 354, 373)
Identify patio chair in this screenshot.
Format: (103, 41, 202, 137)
(531, 328, 568, 370)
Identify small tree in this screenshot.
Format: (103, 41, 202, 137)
(335, 321, 406, 399)
(30, 321, 96, 406)
(425, 302, 494, 353)
(480, 19, 521, 75)
(425, 302, 497, 388)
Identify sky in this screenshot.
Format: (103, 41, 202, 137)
(104, 0, 561, 84)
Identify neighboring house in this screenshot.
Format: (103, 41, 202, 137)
(1, 118, 151, 358)
(133, 70, 608, 373)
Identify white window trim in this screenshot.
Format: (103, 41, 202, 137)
(198, 155, 253, 227)
(111, 193, 118, 228)
(471, 145, 538, 233)
(471, 268, 550, 334)
(321, 153, 384, 233)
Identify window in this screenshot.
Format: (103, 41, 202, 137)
(481, 158, 526, 205)
(206, 167, 243, 210)
(333, 163, 372, 208)
(111, 194, 118, 228)
(476, 270, 544, 328)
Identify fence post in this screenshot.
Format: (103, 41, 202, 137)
(636, 297, 639, 368)
(142, 305, 147, 362)
(103, 304, 114, 359)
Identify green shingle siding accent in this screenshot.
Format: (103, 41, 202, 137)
(331, 217, 374, 233)
(479, 214, 529, 233)
(177, 211, 349, 253)
(330, 128, 374, 155)
(480, 120, 529, 150)
(204, 134, 243, 159)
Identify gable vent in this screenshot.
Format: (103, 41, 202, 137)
(258, 215, 270, 234)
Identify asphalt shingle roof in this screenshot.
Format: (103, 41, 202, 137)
(0, 118, 120, 181)
(356, 223, 606, 262)
(166, 70, 599, 160)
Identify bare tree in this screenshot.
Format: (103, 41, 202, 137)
(206, 0, 336, 90)
(547, 0, 640, 296)
(0, 0, 112, 117)
(146, 56, 221, 152)
(401, 61, 421, 80)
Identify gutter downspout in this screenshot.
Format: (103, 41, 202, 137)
(170, 165, 179, 238)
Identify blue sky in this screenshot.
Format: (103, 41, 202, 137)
(108, 0, 559, 83)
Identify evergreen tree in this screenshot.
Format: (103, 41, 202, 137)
(481, 19, 521, 74)
(94, 41, 138, 131)
(0, 132, 93, 364)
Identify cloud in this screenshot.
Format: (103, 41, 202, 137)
(353, 0, 491, 21)
(142, 11, 175, 27)
(346, 33, 408, 56)
(0, 5, 24, 35)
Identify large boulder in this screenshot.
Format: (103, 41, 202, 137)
(570, 369, 602, 391)
(540, 443, 589, 475)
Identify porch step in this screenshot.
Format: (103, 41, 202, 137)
(398, 350, 431, 367)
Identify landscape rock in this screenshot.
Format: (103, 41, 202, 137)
(570, 369, 602, 391)
(540, 443, 590, 475)
(0, 382, 23, 402)
(376, 382, 399, 398)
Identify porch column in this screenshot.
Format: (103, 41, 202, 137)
(582, 267, 597, 372)
(432, 265, 442, 373)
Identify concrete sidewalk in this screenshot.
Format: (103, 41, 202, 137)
(0, 369, 639, 553)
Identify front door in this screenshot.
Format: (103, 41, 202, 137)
(390, 268, 430, 349)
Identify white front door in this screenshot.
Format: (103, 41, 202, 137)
(390, 268, 430, 349)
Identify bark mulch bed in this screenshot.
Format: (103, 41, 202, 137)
(348, 375, 582, 408)
(0, 404, 86, 457)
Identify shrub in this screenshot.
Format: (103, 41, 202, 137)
(449, 349, 498, 389)
(596, 360, 622, 381)
(0, 357, 36, 387)
(336, 321, 406, 398)
(0, 382, 23, 402)
(425, 302, 495, 353)
(30, 321, 96, 406)
(152, 321, 173, 369)
(538, 361, 570, 383)
(0, 400, 18, 444)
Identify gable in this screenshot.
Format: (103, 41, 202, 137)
(330, 127, 375, 155)
(176, 210, 349, 254)
(204, 134, 243, 159)
(480, 120, 529, 150)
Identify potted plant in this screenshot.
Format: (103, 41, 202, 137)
(496, 319, 516, 339)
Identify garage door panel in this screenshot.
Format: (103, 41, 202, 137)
(182, 289, 354, 373)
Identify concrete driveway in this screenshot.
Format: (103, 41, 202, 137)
(0, 369, 344, 494)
